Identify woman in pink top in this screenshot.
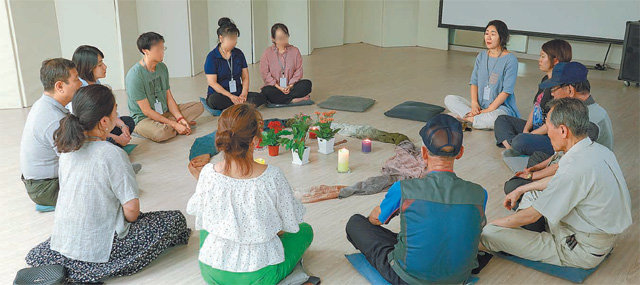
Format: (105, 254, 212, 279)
(260, 23, 312, 105)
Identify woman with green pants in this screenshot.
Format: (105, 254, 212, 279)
(187, 104, 313, 284)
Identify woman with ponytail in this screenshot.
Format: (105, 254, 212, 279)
(187, 104, 314, 284)
(204, 17, 266, 111)
(26, 85, 191, 283)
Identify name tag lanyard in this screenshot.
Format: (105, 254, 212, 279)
(226, 53, 238, 93)
(484, 49, 504, 100)
(277, 51, 288, 87)
(142, 58, 163, 114)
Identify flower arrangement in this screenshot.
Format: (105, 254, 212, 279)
(278, 113, 312, 160)
(259, 121, 284, 147)
(312, 111, 341, 140)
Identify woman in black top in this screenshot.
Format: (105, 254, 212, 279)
(494, 39, 572, 155)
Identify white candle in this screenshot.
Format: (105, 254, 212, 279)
(338, 148, 349, 172)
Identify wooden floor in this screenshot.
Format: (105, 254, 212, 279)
(1, 44, 638, 284)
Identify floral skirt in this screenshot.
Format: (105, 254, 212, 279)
(26, 211, 191, 283)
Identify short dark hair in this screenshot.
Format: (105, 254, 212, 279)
(558, 80, 591, 94)
(40, 58, 76, 92)
(54, 85, 116, 153)
(486, 20, 510, 49)
(137, 32, 164, 54)
(271, 23, 289, 39)
(542, 39, 572, 65)
(72, 45, 104, 82)
(546, 98, 590, 137)
(217, 17, 240, 42)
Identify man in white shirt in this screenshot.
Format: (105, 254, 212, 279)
(481, 98, 631, 269)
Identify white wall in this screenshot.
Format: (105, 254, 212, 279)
(382, 0, 417, 47)
(7, 0, 62, 107)
(267, 0, 310, 55)
(136, 0, 192, 77)
(207, 0, 253, 61)
(116, 0, 141, 78)
(251, 0, 270, 63)
(0, 0, 21, 108)
(188, 0, 209, 75)
(55, 0, 126, 89)
(344, 0, 448, 50)
(417, 0, 448, 50)
(309, 0, 344, 51)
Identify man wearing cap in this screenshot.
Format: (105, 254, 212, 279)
(501, 61, 613, 156)
(345, 114, 488, 284)
(482, 98, 631, 269)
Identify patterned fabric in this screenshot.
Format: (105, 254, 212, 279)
(26, 211, 191, 283)
(187, 164, 305, 272)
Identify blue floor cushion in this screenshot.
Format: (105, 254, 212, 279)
(495, 252, 607, 283)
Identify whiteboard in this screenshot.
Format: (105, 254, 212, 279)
(439, 0, 640, 43)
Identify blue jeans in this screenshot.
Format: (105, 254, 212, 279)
(510, 133, 554, 155)
(494, 115, 554, 155)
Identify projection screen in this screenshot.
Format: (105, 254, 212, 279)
(439, 0, 640, 44)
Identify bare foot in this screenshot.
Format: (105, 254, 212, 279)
(291, 95, 311, 104)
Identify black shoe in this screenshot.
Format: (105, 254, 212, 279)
(471, 251, 493, 274)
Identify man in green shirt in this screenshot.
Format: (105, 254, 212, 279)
(126, 32, 203, 142)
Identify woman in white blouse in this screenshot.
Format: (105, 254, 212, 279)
(25, 85, 191, 283)
(187, 104, 313, 284)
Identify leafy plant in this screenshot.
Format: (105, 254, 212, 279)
(313, 111, 341, 140)
(259, 121, 284, 147)
(278, 113, 311, 160)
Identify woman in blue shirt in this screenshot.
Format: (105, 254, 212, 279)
(444, 20, 520, 130)
(204, 18, 266, 111)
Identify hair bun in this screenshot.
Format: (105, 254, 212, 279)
(218, 17, 233, 27)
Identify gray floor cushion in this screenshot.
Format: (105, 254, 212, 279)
(384, 101, 445, 122)
(318, 96, 375, 112)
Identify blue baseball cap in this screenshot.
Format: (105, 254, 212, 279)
(539, 62, 588, 89)
(419, 114, 463, 157)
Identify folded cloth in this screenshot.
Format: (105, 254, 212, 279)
(331, 123, 410, 145)
(340, 140, 427, 198)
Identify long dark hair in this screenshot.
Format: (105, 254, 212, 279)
(54, 85, 115, 153)
(72, 45, 104, 83)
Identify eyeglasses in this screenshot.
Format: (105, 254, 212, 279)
(550, 85, 565, 93)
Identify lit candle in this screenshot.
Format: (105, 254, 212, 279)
(309, 126, 319, 139)
(338, 148, 349, 172)
(362, 139, 372, 153)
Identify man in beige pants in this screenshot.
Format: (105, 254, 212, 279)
(481, 98, 631, 269)
(126, 32, 204, 142)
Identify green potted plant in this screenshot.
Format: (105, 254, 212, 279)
(278, 113, 312, 165)
(313, 111, 341, 154)
(259, 121, 284, 156)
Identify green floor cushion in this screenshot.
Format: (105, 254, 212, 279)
(318, 96, 375, 112)
(384, 101, 445, 122)
(266, 100, 315, 108)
